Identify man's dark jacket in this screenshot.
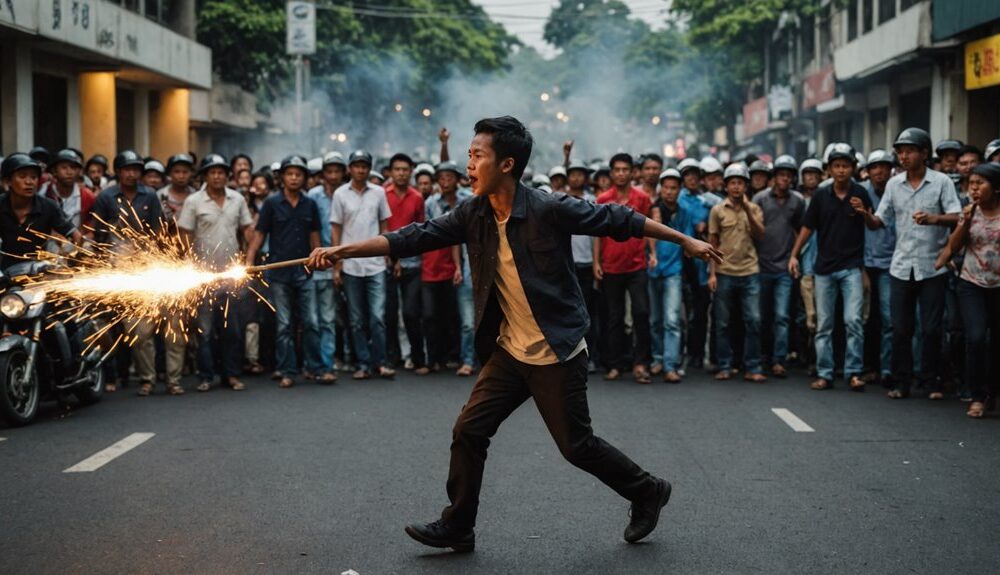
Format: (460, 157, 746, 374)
(384, 183, 647, 365)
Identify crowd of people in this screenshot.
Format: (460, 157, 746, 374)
(1, 126, 998, 419)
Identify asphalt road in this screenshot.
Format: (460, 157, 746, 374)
(1, 366, 997, 575)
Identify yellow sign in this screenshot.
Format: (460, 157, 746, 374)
(966, 33, 1000, 90)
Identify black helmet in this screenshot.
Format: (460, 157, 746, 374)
(348, 149, 373, 166)
(166, 153, 195, 171)
(199, 153, 229, 174)
(279, 154, 309, 173)
(113, 149, 144, 171)
(28, 146, 51, 165)
(748, 160, 772, 176)
(826, 142, 857, 164)
(86, 154, 109, 170)
(435, 161, 462, 176)
(893, 127, 932, 153)
(1, 153, 42, 179)
(935, 139, 963, 156)
(51, 148, 83, 169)
(772, 155, 797, 173)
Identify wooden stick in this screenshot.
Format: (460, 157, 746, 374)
(244, 257, 311, 273)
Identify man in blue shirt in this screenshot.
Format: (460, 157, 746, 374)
(245, 155, 322, 389)
(649, 169, 694, 382)
(861, 149, 896, 386)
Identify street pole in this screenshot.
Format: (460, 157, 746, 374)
(295, 54, 303, 132)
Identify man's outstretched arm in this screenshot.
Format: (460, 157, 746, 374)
(642, 217, 724, 265)
(308, 235, 390, 270)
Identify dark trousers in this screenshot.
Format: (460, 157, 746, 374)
(601, 270, 650, 371)
(197, 293, 243, 380)
(441, 348, 658, 529)
(956, 279, 1000, 402)
(386, 267, 425, 367)
(890, 273, 948, 391)
(575, 265, 600, 366)
(422, 280, 457, 367)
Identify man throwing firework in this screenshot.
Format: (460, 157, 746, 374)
(308, 116, 723, 551)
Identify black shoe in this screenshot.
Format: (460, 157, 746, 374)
(404, 519, 475, 552)
(624, 478, 672, 543)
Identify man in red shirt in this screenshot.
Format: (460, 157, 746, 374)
(596, 152, 655, 383)
(384, 153, 427, 371)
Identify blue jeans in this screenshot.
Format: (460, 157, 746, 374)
(815, 268, 864, 381)
(867, 267, 893, 377)
(271, 277, 321, 376)
(759, 272, 793, 366)
(649, 274, 683, 370)
(457, 278, 476, 366)
(342, 273, 387, 372)
(714, 274, 762, 374)
(309, 278, 337, 373)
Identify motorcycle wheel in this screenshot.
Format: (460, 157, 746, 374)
(0, 350, 39, 427)
(75, 365, 105, 406)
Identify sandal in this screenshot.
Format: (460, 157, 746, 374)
(928, 391, 944, 400)
(967, 401, 985, 418)
(633, 366, 651, 384)
(887, 389, 909, 399)
(319, 372, 338, 384)
(197, 381, 212, 392)
(810, 379, 831, 390)
(849, 376, 866, 392)
(167, 384, 185, 396)
(456, 364, 474, 377)
(302, 371, 316, 381)
(649, 363, 664, 376)
(138, 382, 154, 397)
(744, 373, 767, 383)
(105, 382, 117, 393)
(228, 379, 246, 391)
(604, 369, 621, 381)
(352, 370, 371, 380)
(714, 370, 732, 380)
(414, 366, 431, 376)
(278, 377, 295, 388)
(663, 371, 682, 383)
(771, 364, 787, 378)
(378, 366, 396, 379)
(247, 362, 264, 375)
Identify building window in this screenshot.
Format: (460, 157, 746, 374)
(900, 0, 920, 11)
(145, 0, 162, 22)
(819, 7, 832, 64)
(863, 0, 874, 33)
(801, 14, 815, 67)
(847, 0, 858, 41)
(878, 0, 896, 24)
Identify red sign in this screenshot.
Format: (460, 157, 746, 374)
(742, 97, 769, 138)
(803, 65, 836, 109)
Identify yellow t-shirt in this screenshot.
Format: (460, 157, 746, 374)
(494, 217, 585, 365)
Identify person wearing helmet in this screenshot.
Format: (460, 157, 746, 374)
(307, 116, 722, 551)
(956, 145, 984, 202)
(43, 149, 96, 234)
(177, 152, 254, 395)
(680, 158, 723, 369)
(861, 149, 898, 388)
(413, 163, 435, 199)
(91, 149, 165, 393)
(935, 139, 964, 184)
(596, 152, 655, 384)
(531, 173, 551, 189)
(158, 154, 197, 232)
(422, 161, 472, 376)
(548, 166, 567, 194)
(933, 163, 1000, 418)
(857, 128, 962, 400)
(592, 163, 611, 194)
(677, 158, 702, 197)
(245, 154, 323, 389)
(752, 155, 804, 378)
(789, 143, 871, 392)
(748, 159, 771, 195)
(984, 138, 1000, 163)
(639, 153, 664, 201)
(328, 149, 393, 381)
(648, 168, 696, 383)
(369, 170, 387, 186)
(707, 163, 766, 382)
(700, 157, 725, 200)
(565, 158, 600, 372)
(382, 153, 427, 375)
(0, 154, 82, 270)
(307, 157, 323, 185)
(142, 160, 166, 190)
(85, 154, 110, 192)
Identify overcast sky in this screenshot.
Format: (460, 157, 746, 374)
(475, 0, 670, 58)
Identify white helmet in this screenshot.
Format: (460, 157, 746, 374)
(723, 162, 750, 181)
(531, 173, 551, 187)
(699, 157, 723, 175)
(413, 162, 435, 178)
(799, 158, 824, 179)
(548, 165, 567, 178)
(659, 168, 682, 182)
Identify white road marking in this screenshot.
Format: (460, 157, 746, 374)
(0, 437, 6, 442)
(771, 408, 815, 432)
(63, 433, 155, 473)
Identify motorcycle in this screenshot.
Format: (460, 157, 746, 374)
(0, 261, 108, 427)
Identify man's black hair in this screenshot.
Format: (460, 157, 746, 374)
(473, 116, 533, 181)
(642, 153, 663, 168)
(958, 145, 984, 162)
(389, 152, 414, 167)
(609, 152, 634, 169)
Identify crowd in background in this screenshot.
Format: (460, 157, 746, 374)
(1, 126, 998, 419)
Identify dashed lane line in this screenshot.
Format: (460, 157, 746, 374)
(63, 433, 155, 473)
(771, 408, 815, 432)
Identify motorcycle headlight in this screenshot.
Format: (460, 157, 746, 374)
(0, 293, 27, 318)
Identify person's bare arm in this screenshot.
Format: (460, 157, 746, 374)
(244, 230, 264, 266)
(643, 217, 723, 264)
(787, 226, 813, 278)
(438, 128, 450, 162)
(744, 203, 765, 241)
(308, 236, 391, 270)
(935, 204, 975, 270)
(592, 237, 603, 280)
(452, 245, 463, 285)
